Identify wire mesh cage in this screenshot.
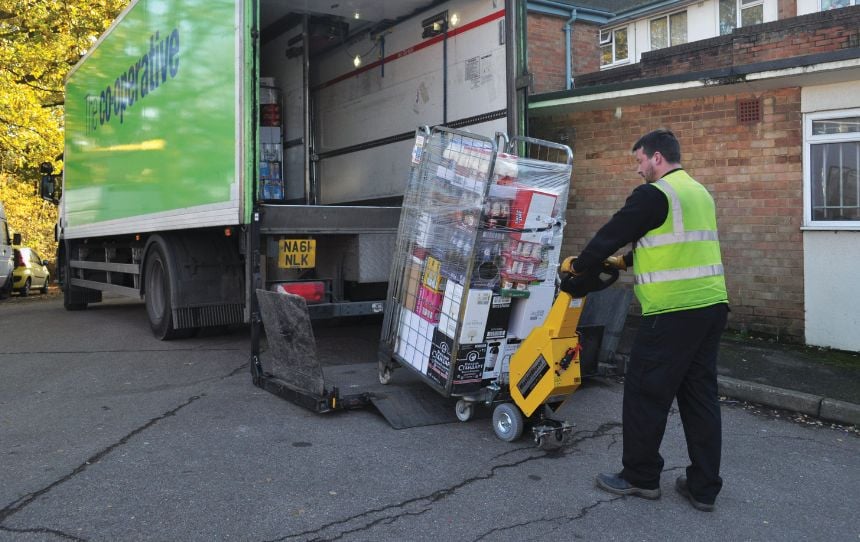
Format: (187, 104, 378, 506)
(380, 127, 573, 398)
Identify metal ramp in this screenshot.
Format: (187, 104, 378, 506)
(252, 289, 458, 428)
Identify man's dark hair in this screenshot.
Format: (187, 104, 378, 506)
(632, 129, 681, 163)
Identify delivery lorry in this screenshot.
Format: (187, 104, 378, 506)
(42, 0, 530, 339)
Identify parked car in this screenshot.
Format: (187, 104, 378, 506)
(12, 247, 50, 296)
(0, 202, 20, 299)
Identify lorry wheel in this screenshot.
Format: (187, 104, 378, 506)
(492, 403, 524, 442)
(145, 244, 191, 340)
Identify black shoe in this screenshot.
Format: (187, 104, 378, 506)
(595, 472, 661, 500)
(675, 475, 715, 512)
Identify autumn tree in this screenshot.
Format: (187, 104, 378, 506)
(0, 0, 128, 258)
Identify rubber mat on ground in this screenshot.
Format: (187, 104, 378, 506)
(369, 387, 459, 429)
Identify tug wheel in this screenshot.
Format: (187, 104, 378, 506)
(537, 429, 565, 451)
(455, 399, 474, 422)
(492, 403, 524, 442)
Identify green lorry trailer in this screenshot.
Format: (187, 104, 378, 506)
(42, 0, 531, 339)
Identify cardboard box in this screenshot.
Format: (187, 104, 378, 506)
(507, 285, 556, 339)
(427, 328, 453, 387)
(426, 329, 486, 393)
(422, 256, 443, 292)
(438, 280, 463, 339)
(416, 284, 443, 324)
(260, 126, 281, 144)
(459, 288, 493, 344)
(452, 342, 487, 392)
(485, 294, 512, 342)
(400, 258, 423, 313)
(481, 340, 504, 381)
(509, 188, 557, 243)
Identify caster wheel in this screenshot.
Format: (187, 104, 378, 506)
(455, 399, 474, 422)
(492, 403, 524, 442)
(378, 360, 393, 385)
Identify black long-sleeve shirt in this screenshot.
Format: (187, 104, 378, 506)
(571, 175, 676, 275)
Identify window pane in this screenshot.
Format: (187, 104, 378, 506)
(601, 44, 613, 65)
(719, 0, 737, 35)
(821, 0, 850, 8)
(741, 4, 763, 26)
(810, 142, 860, 221)
(650, 17, 668, 50)
(670, 12, 688, 46)
(812, 117, 860, 135)
(615, 28, 628, 61)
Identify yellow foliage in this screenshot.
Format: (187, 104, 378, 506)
(0, 0, 128, 262)
(0, 174, 57, 260)
(0, 0, 129, 173)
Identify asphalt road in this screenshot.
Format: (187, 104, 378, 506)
(1, 294, 858, 541)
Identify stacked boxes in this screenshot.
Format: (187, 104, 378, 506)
(259, 77, 284, 200)
(384, 130, 572, 395)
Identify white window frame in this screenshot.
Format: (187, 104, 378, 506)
(599, 26, 630, 69)
(803, 108, 860, 230)
(718, 0, 765, 35)
(649, 10, 688, 51)
(819, 0, 856, 10)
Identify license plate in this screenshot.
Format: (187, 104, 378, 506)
(279, 239, 316, 269)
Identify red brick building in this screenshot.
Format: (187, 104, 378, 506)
(525, 1, 860, 350)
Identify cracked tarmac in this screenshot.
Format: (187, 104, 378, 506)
(1, 296, 858, 541)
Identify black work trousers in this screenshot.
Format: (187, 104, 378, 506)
(620, 303, 728, 504)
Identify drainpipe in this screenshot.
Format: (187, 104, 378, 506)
(564, 9, 577, 90)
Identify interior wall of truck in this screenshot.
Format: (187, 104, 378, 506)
(258, 0, 508, 205)
(256, 0, 509, 312)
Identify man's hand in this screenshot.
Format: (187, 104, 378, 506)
(559, 272, 602, 298)
(559, 256, 579, 275)
(603, 255, 627, 271)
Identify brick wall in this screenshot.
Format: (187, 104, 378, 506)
(527, 14, 600, 94)
(573, 5, 860, 87)
(531, 89, 805, 340)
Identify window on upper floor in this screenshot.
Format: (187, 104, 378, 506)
(719, 0, 764, 35)
(820, 0, 855, 9)
(650, 11, 688, 50)
(804, 110, 860, 228)
(600, 26, 629, 67)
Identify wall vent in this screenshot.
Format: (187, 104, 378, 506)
(737, 98, 762, 124)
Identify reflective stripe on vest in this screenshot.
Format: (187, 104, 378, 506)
(633, 171, 728, 315)
(636, 264, 725, 285)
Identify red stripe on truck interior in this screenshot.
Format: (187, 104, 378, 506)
(316, 9, 505, 90)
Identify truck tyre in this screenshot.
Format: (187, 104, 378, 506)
(145, 243, 193, 340)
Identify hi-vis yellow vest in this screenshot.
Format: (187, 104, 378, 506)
(633, 170, 728, 315)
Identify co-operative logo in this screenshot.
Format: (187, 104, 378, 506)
(85, 28, 180, 133)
